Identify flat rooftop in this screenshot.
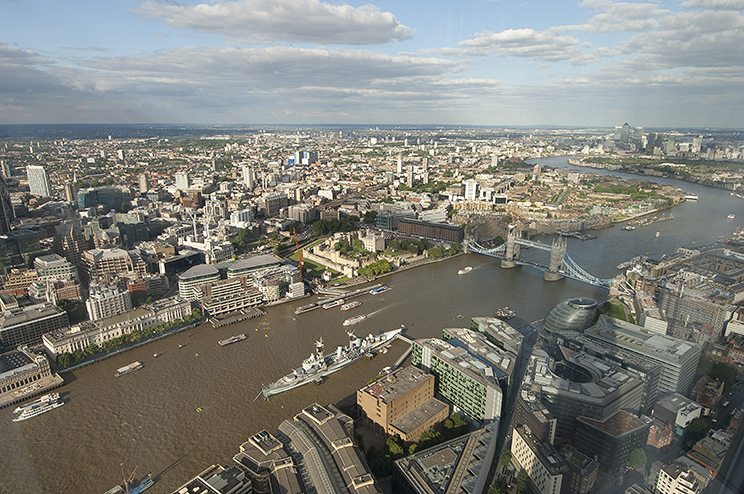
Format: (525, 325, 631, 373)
(361, 365, 432, 403)
(577, 410, 648, 438)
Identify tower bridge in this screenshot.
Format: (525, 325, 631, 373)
(465, 229, 613, 288)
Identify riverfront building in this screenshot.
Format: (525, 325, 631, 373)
(226, 255, 283, 279)
(43, 296, 192, 358)
(470, 316, 524, 359)
(0, 346, 63, 410)
(543, 298, 598, 336)
(178, 264, 220, 301)
(0, 303, 69, 350)
(412, 330, 504, 428)
(511, 425, 571, 494)
(197, 277, 263, 317)
(357, 365, 449, 442)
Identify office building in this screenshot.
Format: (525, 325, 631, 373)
(559, 445, 598, 494)
(44, 296, 191, 358)
(573, 410, 650, 473)
(511, 425, 571, 494)
(233, 430, 303, 494)
(86, 284, 133, 321)
(26, 165, 52, 197)
(77, 187, 124, 212)
(524, 349, 644, 439)
(169, 464, 252, 494)
(178, 264, 220, 301)
(34, 253, 78, 281)
(441, 327, 516, 389)
(514, 389, 557, 445)
(653, 393, 701, 436)
(175, 171, 190, 191)
(464, 179, 478, 201)
(470, 316, 524, 359)
(0, 346, 63, 410)
(397, 219, 464, 243)
(138, 173, 148, 193)
(0, 174, 14, 235)
(0, 303, 69, 350)
(543, 298, 598, 336)
(654, 463, 703, 494)
(394, 424, 499, 494)
(82, 247, 147, 284)
(226, 255, 283, 279)
(63, 182, 76, 203)
(197, 277, 264, 317)
(53, 222, 90, 268)
(241, 165, 255, 189)
(412, 332, 503, 427)
(357, 365, 448, 441)
(584, 316, 702, 396)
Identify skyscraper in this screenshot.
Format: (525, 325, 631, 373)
(175, 172, 190, 191)
(0, 174, 14, 234)
(27, 165, 52, 197)
(241, 165, 255, 189)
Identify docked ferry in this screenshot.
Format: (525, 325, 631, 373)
(340, 300, 362, 311)
(12, 396, 64, 422)
(322, 299, 345, 310)
(13, 393, 60, 414)
(369, 286, 391, 295)
(114, 361, 144, 378)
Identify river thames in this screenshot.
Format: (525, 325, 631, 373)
(1, 158, 742, 494)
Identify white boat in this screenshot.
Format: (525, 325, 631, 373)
(114, 361, 143, 378)
(655, 231, 660, 238)
(12, 397, 64, 422)
(13, 393, 60, 414)
(322, 299, 344, 309)
(458, 266, 473, 275)
(340, 300, 362, 311)
(343, 314, 366, 326)
(369, 286, 391, 295)
(219, 334, 247, 346)
(728, 214, 735, 220)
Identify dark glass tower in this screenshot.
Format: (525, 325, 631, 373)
(0, 174, 14, 234)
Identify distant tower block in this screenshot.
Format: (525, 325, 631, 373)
(544, 236, 566, 281)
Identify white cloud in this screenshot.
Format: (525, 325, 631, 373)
(135, 0, 415, 45)
(680, 0, 744, 10)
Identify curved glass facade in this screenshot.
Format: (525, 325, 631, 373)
(543, 297, 598, 335)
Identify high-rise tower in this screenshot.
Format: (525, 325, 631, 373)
(27, 165, 52, 197)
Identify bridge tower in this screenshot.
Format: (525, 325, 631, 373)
(500, 227, 520, 269)
(544, 236, 567, 281)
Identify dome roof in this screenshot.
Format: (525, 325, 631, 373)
(543, 298, 598, 335)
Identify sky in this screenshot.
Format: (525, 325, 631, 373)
(0, 0, 743, 128)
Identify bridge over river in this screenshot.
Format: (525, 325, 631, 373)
(466, 228, 614, 288)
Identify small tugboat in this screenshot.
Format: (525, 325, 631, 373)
(728, 214, 736, 220)
(458, 266, 473, 275)
(494, 307, 516, 320)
